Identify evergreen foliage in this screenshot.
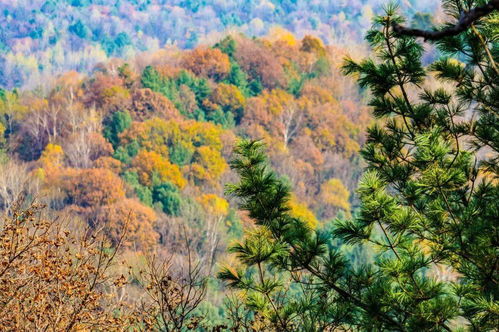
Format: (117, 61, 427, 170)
(225, 62, 250, 97)
(221, 2, 498, 330)
(141, 66, 179, 103)
(103, 110, 132, 148)
(153, 182, 182, 216)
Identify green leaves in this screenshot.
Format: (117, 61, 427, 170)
(152, 182, 182, 216)
(341, 1, 498, 330)
(222, 1, 498, 330)
(430, 58, 468, 83)
(229, 229, 287, 266)
(103, 110, 132, 148)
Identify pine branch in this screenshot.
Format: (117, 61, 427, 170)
(392, 0, 499, 40)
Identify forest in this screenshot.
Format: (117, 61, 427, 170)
(0, 0, 440, 89)
(0, 0, 497, 331)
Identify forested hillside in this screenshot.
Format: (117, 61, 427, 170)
(0, 0, 496, 330)
(0, 0, 440, 88)
(0, 33, 369, 322)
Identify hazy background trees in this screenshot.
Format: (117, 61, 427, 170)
(0, 0, 441, 89)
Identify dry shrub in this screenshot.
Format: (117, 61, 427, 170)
(0, 197, 132, 331)
(0, 197, 209, 331)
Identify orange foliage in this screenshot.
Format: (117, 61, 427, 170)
(0, 202, 130, 330)
(50, 71, 86, 100)
(242, 97, 273, 129)
(84, 72, 130, 111)
(62, 168, 126, 207)
(242, 89, 295, 137)
(300, 83, 336, 105)
(132, 150, 186, 188)
(94, 156, 123, 174)
(5, 31, 371, 267)
(291, 135, 324, 166)
(235, 38, 287, 89)
(243, 89, 303, 149)
(132, 88, 181, 121)
(88, 132, 114, 160)
(306, 103, 361, 157)
(97, 198, 159, 250)
(181, 47, 230, 80)
(155, 64, 181, 79)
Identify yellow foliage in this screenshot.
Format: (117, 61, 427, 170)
(287, 195, 318, 229)
(0, 91, 29, 122)
(40, 143, 64, 169)
(210, 83, 246, 114)
(120, 118, 173, 157)
(260, 88, 294, 115)
(300, 35, 326, 57)
(300, 84, 336, 105)
(194, 146, 227, 181)
(0, 122, 5, 145)
(197, 193, 229, 216)
(122, 118, 227, 186)
(101, 85, 130, 99)
(319, 178, 351, 216)
(121, 118, 225, 160)
(184, 120, 224, 151)
(266, 27, 298, 47)
(132, 150, 187, 189)
(33, 167, 46, 181)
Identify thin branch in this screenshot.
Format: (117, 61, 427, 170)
(383, 21, 416, 140)
(392, 0, 499, 41)
(470, 24, 499, 75)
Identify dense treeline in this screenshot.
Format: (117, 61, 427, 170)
(221, 1, 498, 330)
(0, 32, 366, 245)
(0, 0, 440, 89)
(0, 32, 369, 326)
(1, 0, 497, 329)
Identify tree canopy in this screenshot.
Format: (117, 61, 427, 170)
(221, 1, 498, 330)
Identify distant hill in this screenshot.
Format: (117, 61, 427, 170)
(0, 33, 369, 252)
(0, 0, 439, 89)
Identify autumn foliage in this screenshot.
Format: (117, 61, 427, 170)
(0, 34, 368, 253)
(182, 47, 231, 81)
(0, 199, 129, 330)
(0, 31, 370, 328)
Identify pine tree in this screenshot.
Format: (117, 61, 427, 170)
(221, 1, 498, 330)
(103, 110, 132, 148)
